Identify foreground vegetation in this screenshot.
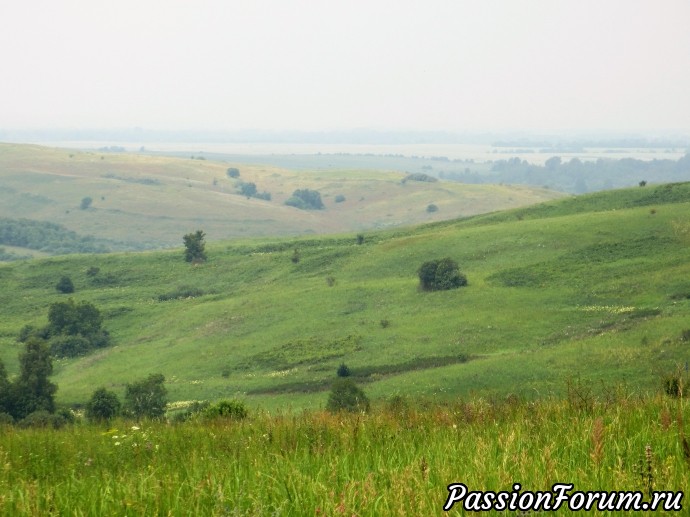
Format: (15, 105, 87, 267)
(0, 392, 687, 515)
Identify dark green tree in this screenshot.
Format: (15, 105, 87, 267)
(56, 275, 75, 294)
(226, 167, 240, 178)
(10, 338, 58, 420)
(124, 373, 167, 419)
(80, 197, 93, 210)
(183, 230, 207, 263)
(417, 258, 467, 291)
(326, 378, 370, 413)
(85, 387, 121, 422)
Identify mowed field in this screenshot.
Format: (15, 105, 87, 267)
(0, 182, 689, 412)
(0, 143, 562, 248)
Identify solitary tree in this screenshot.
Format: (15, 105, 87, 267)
(80, 197, 93, 210)
(124, 373, 167, 419)
(326, 378, 370, 413)
(10, 338, 58, 420)
(85, 387, 121, 422)
(183, 230, 207, 263)
(56, 275, 75, 294)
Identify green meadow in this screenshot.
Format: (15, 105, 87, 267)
(1, 178, 690, 515)
(0, 181, 689, 410)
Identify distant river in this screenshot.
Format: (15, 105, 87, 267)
(37, 141, 688, 165)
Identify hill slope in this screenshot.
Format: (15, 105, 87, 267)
(1, 182, 689, 410)
(0, 143, 562, 250)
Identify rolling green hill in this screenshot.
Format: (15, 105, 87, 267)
(1, 182, 689, 412)
(0, 143, 562, 250)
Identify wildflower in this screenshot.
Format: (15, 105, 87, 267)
(131, 426, 140, 431)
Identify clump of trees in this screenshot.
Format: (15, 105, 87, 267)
(85, 387, 121, 422)
(285, 189, 324, 210)
(418, 258, 467, 291)
(183, 230, 207, 263)
(0, 338, 59, 424)
(19, 299, 111, 358)
(237, 181, 271, 201)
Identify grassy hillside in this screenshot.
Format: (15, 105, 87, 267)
(0, 143, 562, 249)
(1, 182, 689, 411)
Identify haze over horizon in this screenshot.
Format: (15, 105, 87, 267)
(2, 0, 689, 135)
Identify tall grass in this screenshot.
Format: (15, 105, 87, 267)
(0, 394, 687, 515)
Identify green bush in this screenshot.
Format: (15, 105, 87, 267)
(202, 400, 248, 420)
(49, 335, 92, 358)
(285, 189, 324, 210)
(56, 276, 75, 294)
(18, 410, 69, 429)
(336, 363, 351, 377)
(417, 258, 467, 291)
(326, 378, 370, 413)
(85, 387, 121, 422)
(124, 373, 167, 420)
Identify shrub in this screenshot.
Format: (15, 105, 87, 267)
(326, 379, 370, 413)
(285, 189, 324, 210)
(18, 410, 69, 429)
(80, 197, 93, 210)
(335, 194, 346, 203)
(49, 335, 92, 358)
(85, 387, 121, 422)
(157, 286, 205, 301)
(426, 203, 439, 213)
(418, 258, 467, 291)
(226, 167, 240, 178)
(183, 230, 207, 263)
(663, 374, 687, 398)
(336, 363, 351, 377)
(203, 400, 248, 420)
(56, 276, 75, 294)
(356, 234, 365, 245)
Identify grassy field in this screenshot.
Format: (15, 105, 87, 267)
(0, 182, 689, 412)
(0, 395, 688, 515)
(0, 143, 561, 249)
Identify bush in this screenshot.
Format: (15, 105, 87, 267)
(336, 363, 351, 377)
(18, 410, 69, 429)
(285, 189, 324, 210)
(663, 374, 687, 398)
(335, 194, 346, 203)
(85, 387, 121, 422)
(326, 379, 370, 413)
(426, 203, 439, 213)
(80, 197, 93, 210)
(203, 400, 248, 420)
(56, 276, 75, 294)
(418, 258, 467, 291)
(49, 335, 92, 358)
(157, 286, 205, 301)
(227, 167, 240, 178)
(183, 230, 207, 263)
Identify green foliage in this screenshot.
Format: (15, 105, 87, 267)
(336, 363, 351, 377)
(356, 233, 365, 245)
(334, 194, 346, 203)
(285, 189, 324, 210)
(662, 374, 687, 398)
(9, 338, 58, 421)
(326, 378, 369, 413)
(124, 373, 167, 420)
(80, 196, 93, 210)
(0, 217, 112, 254)
(183, 230, 207, 263)
(426, 203, 439, 213)
(226, 167, 240, 178)
(202, 399, 248, 420)
(237, 181, 271, 201)
(85, 387, 121, 422)
(17, 409, 69, 429)
(42, 299, 110, 357)
(55, 275, 74, 293)
(417, 257, 467, 291)
(403, 172, 438, 183)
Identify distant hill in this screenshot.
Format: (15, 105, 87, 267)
(0, 143, 563, 252)
(1, 181, 689, 411)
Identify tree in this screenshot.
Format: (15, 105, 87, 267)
(238, 181, 257, 198)
(85, 387, 121, 422)
(285, 189, 324, 210)
(418, 258, 467, 291)
(326, 378, 370, 413)
(183, 230, 207, 263)
(10, 338, 58, 420)
(226, 167, 240, 178)
(80, 197, 93, 210)
(124, 373, 167, 419)
(56, 275, 75, 294)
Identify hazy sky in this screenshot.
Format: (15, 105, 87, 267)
(1, 0, 689, 133)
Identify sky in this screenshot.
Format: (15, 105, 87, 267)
(1, 0, 689, 134)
